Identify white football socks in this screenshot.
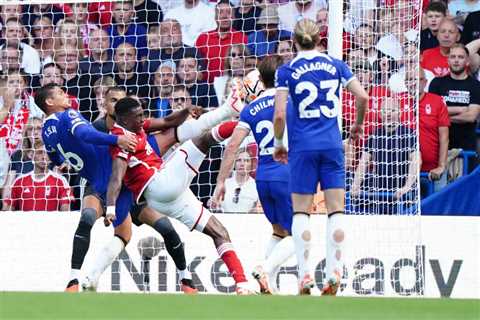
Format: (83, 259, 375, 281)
(264, 234, 281, 259)
(263, 236, 294, 275)
(326, 213, 345, 281)
(70, 269, 81, 281)
(178, 268, 192, 281)
(87, 236, 125, 285)
(292, 214, 312, 280)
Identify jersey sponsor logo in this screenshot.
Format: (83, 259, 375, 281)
(291, 61, 337, 80)
(24, 187, 31, 194)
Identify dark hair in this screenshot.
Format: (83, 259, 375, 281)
(258, 55, 283, 89)
(41, 62, 61, 74)
(426, 2, 447, 15)
(216, 0, 233, 7)
(34, 83, 59, 113)
(114, 96, 141, 117)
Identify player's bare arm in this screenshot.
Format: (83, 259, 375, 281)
(145, 108, 192, 132)
(212, 126, 249, 205)
(273, 89, 288, 164)
(346, 79, 369, 140)
(105, 158, 128, 226)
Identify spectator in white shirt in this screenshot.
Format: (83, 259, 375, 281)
(278, 0, 327, 33)
(218, 150, 259, 213)
(164, 0, 216, 47)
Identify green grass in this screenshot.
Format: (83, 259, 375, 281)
(0, 292, 478, 320)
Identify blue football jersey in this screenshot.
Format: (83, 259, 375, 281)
(275, 50, 355, 152)
(238, 89, 290, 182)
(42, 109, 113, 194)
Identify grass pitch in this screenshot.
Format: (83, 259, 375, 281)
(0, 292, 478, 320)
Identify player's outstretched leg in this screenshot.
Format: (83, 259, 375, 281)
(176, 89, 243, 143)
(139, 207, 197, 294)
(201, 215, 253, 295)
(66, 196, 103, 292)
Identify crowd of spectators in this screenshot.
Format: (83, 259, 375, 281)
(0, 0, 478, 214)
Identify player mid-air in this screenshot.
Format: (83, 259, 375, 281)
(273, 19, 369, 295)
(213, 56, 296, 294)
(103, 96, 254, 294)
(35, 83, 244, 292)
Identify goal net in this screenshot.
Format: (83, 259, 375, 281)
(0, 0, 423, 296)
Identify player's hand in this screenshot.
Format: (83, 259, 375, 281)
(104, 214, 116, 227)
(117, 134, 137, 152)
(428, 166, 445, 181)
(273, 146, 288, 164)
(211, 182, 226, 209)
(349, 123, 364, 141)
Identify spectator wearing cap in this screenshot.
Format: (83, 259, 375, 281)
(143, 19, 204, 74)
(277, 0, 327, 33)
(165, 0, 216, 47)
(177, 54, 218, 109)
(0, 18, 41, 74)
(246, 4, 291, 58)
(195, 0, 248, 83)
(149, 60, 177, 118)
(106, 1, 148, 59)
(79, 28, 115, 77)
(233, 0, 262, 35)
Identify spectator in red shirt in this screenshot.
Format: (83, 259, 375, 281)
(421, 19, 460, 80)
(3, 146, 73, 211)
(195, 0, 248, 83)
(406, 67, 450, 194)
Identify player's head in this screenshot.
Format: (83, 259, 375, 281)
(114, 96, 144, 132)
(258, 55, 283, 89)
(105, 86, 127, 117)
(34, 83, 70, 115)
(293, 18, 320, 51)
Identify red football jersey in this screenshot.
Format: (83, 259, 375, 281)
(110, 124, 163, 202)
(420, 47, 449, 78)
(419, 92, 450, 172)
(5, 171, 73, 211)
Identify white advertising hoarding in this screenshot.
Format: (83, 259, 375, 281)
(0, 213, 478, 298)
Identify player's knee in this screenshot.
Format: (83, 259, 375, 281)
(78, 208, 97, 229)
(153, 217, 174, 236)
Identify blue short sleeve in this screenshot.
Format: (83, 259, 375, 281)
(275, 65, 289, 91)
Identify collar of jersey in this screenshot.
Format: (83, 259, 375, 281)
(292, 50, 332, 65)
(113, 123, 135, 134)
(260, 88, 276, 98)
(44, 113, 59, 122)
